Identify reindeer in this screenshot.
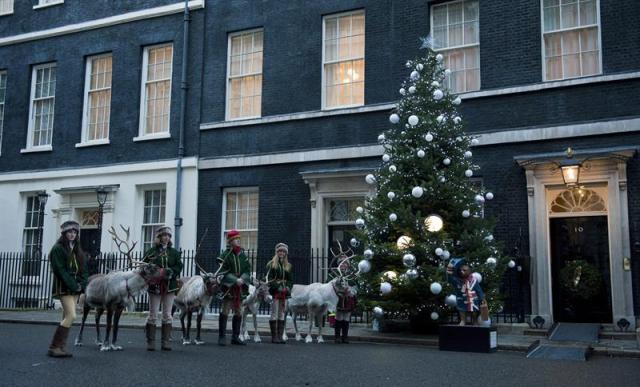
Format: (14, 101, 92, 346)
(283, 243, 359, 344)
(74, 226, 164, 351)
(240, 279, 272, 343)
(174, 263, 222, 345)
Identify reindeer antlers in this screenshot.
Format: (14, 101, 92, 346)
(108, 225, 139, 268)
(331, 241, 356, 278)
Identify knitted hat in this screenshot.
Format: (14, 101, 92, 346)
(275, 242, 288, 254)
(226, 229, 241, 243)
(155, 226, 172, 238)
(60, 220, 80, 233)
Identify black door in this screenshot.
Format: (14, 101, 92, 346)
(549, 216, 612, 323)
(328, 224, 363, 258)
(80, 229, 100, 274)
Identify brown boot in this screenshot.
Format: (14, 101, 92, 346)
(161, 323, 172, 351)
(277, 320, 286, 344)
(145, 323, 156, 351)
(269, 320, 277, 343)
(47, 325, 72, 358)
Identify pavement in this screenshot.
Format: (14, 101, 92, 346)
(1, 309, 638, 358)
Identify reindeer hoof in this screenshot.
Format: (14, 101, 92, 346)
(99, 345, 111, 352)
(295, 334, 302, 341)
(193, 339, 205, 345)
(182, 339, 191, 345)
(112, 345, 123, 351)
(282, 334, 288, 342)
(253, 336, 261, 343)
(317, 336, 325, 344)
(304, 336, 313, 343)
(95, 340, 103, 347)
(74, 340, 83, 347)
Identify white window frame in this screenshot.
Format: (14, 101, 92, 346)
(221, 187, 259, 252)
(0, 70, 6, 156)
(0, 0, 14, 16)
(78, 53, 112, 147)
(135, 43, 173, 141)
(23, 63, 56, 153)
(431, 0, 480, 93)
(321, 9, 366, 110)
(33, 0, 64, 10)
(141, 187, 167, 252)
(225, 28, 264, 121)
(540, 0, 602, 82)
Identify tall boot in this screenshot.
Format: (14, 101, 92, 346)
(161, 323, 172, 351)
(277, 320, 286, 344)
(341, 321, 350, 344)
(231, 315, 246, 345)
(334, 320, 342, 344)
(145, 323, 156, 351)
(47, 325, 72, 358)
(269, 320, 277, 343)
(218, 314, 228, 346)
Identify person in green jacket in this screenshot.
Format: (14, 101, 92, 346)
(265, 242, 293, 344)
(47, 220, 88, 358)
(217, 229, 251, 346)
(142, 226, 182, 351)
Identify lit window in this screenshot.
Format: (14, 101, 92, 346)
(323, 10, 365, 109)
(432, 0, 480, 93)
(542, 0, 601, 81)
(81, 54, 112, 143)
(222, 188, 259, 252)
(227, 29, 263, 120)
(0, 0, 14, 15)
(22, 195, 43, 276)
(139, 44, 172, 136)
(27, 63, 56, 149)
(142, 189, 166, 251)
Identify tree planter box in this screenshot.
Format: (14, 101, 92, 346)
(439, 325, 497, 353)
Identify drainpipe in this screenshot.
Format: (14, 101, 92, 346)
(174, 0, 190, 249)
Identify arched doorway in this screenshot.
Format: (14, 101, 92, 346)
(548, 187, 612, 323)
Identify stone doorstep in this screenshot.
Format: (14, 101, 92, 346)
(524, 328, 637, 341)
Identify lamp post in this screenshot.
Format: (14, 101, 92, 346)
(35, 190, 49, 260)
(95, 186, 108, 257)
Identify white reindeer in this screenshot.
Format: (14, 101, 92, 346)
(75, 226, 164, 352)
(283, 243, 360, 344)
(240, 279, 272, 343)
(174, 271, 222, 345)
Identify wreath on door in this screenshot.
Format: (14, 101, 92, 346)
(559, 260, 603, 300)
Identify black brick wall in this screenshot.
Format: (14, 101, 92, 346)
(0, 9, 205, 172)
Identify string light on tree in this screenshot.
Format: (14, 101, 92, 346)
(424, 214, 443, 232)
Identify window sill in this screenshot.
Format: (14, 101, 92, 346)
(75, 139, 110, 148)
(0, 11, 14, 17)
(321, 103, 365, 112)
(133, 132, 171, 142)
(33, 1, 64, 10)
(20, 145, 53, 153)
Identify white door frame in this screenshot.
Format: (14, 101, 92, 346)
(518, 149, 636, 329)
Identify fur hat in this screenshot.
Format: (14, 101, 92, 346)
(60, 220, 80, 233)
(155, 226, 172, 238)
(226, 229, 241, 243)
(275, 242, 288, 254)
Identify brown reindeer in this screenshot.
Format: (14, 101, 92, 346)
(74, 225, 164, 351)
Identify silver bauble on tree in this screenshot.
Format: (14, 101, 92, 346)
(406, 269, 419, 280)
(350, 238, 360, 248)
(402, 253, 416, 267)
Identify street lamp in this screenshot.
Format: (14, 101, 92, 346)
(95, 186, 108, 257)
(559, 147, 581, 188)
(35, 190, 49, 259)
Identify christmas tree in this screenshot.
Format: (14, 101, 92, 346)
(354, 45, 512, 323)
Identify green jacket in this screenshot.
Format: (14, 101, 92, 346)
(265, 261, 293, 298)
(49, 243, 88, 299)
(143, 245, 182, 292)
(217, 248, 251, 300)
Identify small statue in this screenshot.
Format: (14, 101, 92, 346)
(446, 258, 485, 326)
